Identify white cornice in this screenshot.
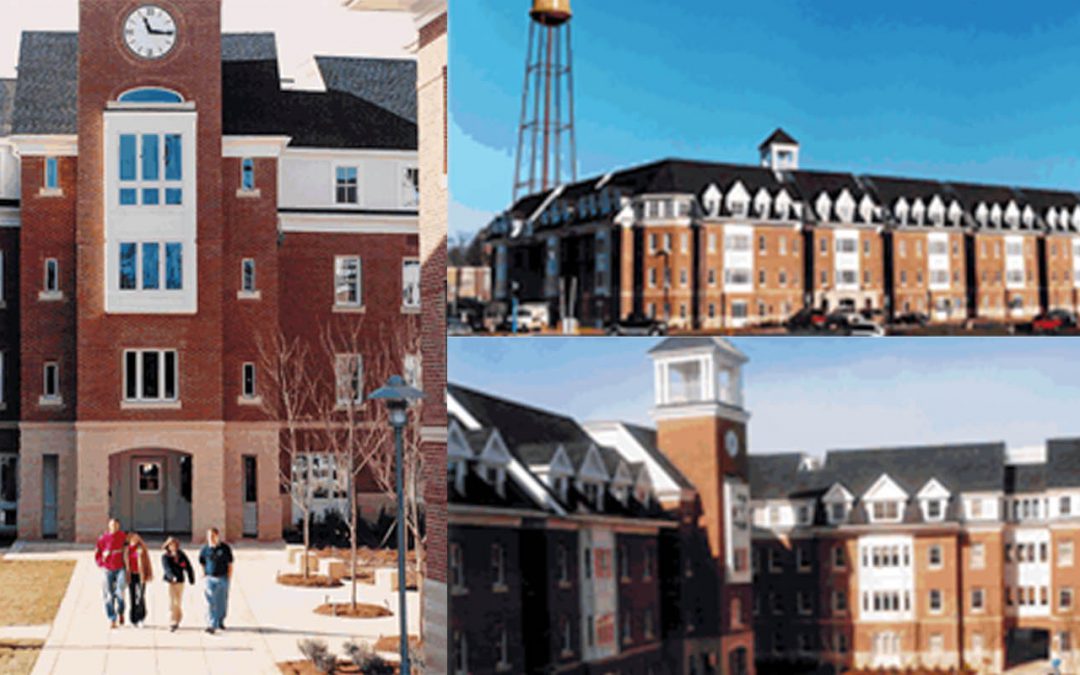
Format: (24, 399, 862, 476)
(279, 212, 417, 235)
(282, 147, 417, 161)
(649, 402, 750, 424)
(9, 135, 78, 157)
(222, 136, 292, 158)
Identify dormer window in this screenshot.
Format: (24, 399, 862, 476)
(948, 201, 963, 227)
(975, 203, 989, 226)
(730, 200, 747, 217)
(869, 501, 902, 523)
(911, 200, 925, 225)
(829, 503, 848, 524)
(924, 499, 944, 521)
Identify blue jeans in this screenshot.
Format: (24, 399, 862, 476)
(101, 568, 126, 622)
(205, 576, 229, 629)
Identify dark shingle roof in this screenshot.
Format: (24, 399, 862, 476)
(820, 442, 1005, 496)
(622, 423, 695, 490)
(1047, 438, 1080, 488)
(448, 383, 596, 461)
(749, 453, 807, 499)
(0, 79, 15, 136)
(316, 56, 416, 123)
(11, 31, 416, 150)
(760, 128, 798, 148)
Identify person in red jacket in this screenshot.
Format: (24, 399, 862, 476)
(94, 519, 127, 628)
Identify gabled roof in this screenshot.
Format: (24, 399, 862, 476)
(759, 127, 798, 148)
(820, 442, 1005, 496)
(315, 55, 416, 123)
(621, 423, 696, 490)
(10, 31, 416, 150)
(748, 453, 806, 499)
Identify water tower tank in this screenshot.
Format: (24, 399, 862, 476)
(530, 0, 572, 26)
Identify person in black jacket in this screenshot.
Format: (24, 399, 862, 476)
(161, 537, 195, 632)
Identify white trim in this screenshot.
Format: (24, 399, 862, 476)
(578, 444, 610, 483)
(9, 135, 78, 157)
(447, 420, 474, 460)
(479, 429, 512, 467)
(650, 401, 750, 424)
(282, 146, 417, 161)
(279, 212, 417, 234)
(222, 136, 292, 158)
(447, 393, 481, 430)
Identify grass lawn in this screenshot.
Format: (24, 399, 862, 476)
(0, 560, 76, 625)
(0, 639, 44, 675)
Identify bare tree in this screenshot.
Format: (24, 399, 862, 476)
(258, 331, 320, 577)
(317, 317, 423, 613)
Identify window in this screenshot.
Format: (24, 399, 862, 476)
(402, 167, 419, 207)
(241, 158, 255, 191)
(833, 545, 846, 569)
(1063, 496, 1072, 516)
(871, 501, 901, 522)
(929, 545, 943, 568)
(496, 625, 509, 670)
(768, 548, 781, 573)
(452, 630, 467, 675)
(403, 353, 422, 390)
(972, 588, 985, 612)
(402, 259, 420, 309)
(118, 133, 183, 206)
(797, 591, 811, 615)
(137, 462, 161, 493)
(836, 633, 848, 654)
(118, 87, 183, 104)
(334, 256, 363, 306)
(643, 547, 654, 580)
(335, 166, 359, 204)
(797, 546, 811, 572)
(45, 157, 59, 190)
(829, 502, 847, 524)
(44, 258, 59, 294)
(449, 542, 465, 591)
(241, 259, 257, 294)
(334, 354, 363, 405)
(557, 544, 569, 583)
(769, 592, 782, 615)
(929, 589, 942, 613)
(621, 611, 632, 644)
(930, 633, 944, 654)
(119, 242, 183, 291)
(123, 350, 178, 402)
(241, 363, 256, 399)
(619, 544, 630, 580)
(644, 608, 655, 639)
(926, 499, 944, 520)
(1061, 541, 1075, 568)
(1063, 588, 1074, 610)
(971, 543, 985, 570)
(832, 590, 847, 613)
(560, 615, 572, 655)
(491, 543, 506, 589)
(42, 362, 60, 401)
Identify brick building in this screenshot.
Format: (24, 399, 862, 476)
(749, 439, 1080, 672)
(449, 337, 754, 674)
(0, 0, 421, 542)
(485, 129, 1080, 329)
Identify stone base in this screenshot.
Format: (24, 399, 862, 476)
(423, 578, 447, 674)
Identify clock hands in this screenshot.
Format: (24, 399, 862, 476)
(141, 14, 175, 37)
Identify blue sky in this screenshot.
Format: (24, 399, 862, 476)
(450, 0, 1080, 237)
(448, 337, 1080, 457)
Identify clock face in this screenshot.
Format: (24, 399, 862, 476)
(725, 430, 739, 457)
(124, 5, 177, 60)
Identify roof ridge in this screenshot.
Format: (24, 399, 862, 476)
(448, 383, 580, 426)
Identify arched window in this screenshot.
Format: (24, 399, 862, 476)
(118, 87, 183, 104)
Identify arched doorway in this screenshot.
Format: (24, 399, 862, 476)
(109, 449, 192, 535)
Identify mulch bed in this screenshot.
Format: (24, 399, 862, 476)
(312, 547, 417, 566)
(372, 635, 421, 653)
(313, 602, 392, 619)
(0, 640, 44, 675)
(276, 573, 343, 588)
(278, 661, 399, 675)
(0, 560, 76, 625)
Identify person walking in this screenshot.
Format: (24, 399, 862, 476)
(93, 519, 127, 629)
(161, 537, 194, 632)
(125, 532, 153, 628)
(198, 527, 233, 634)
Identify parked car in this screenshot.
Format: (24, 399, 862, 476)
(846, 318, 886, 337)
(496, 308, 537, 333)
(447, 317, 473, 336)
(893, 312, 930, 327)
(1032, 310, 1078, 334)
(606, 314, 668, 336)
(825, 309, 858, 331)
(785, 308, 828, 332)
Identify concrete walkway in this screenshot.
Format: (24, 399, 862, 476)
(4, 544, 419, 675)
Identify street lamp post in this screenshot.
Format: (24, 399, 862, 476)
(369, 375, 425, 675)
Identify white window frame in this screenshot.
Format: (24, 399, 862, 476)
(123, 349, 179, 403)
(240, 258, 257, 295)
(928, 544, 943, 569)
(449, 542, 465, 593)
(43, 258, 60, 294)
(402, 257, 420, 310)
(42, 362, 60, 401)
(971, 588, 985, 613)
(401, 165, 419, 208)
(833, 545, 846, 570)
(335, 165, 359, 204)
(240, 157, 256, 192)
(971, 542, 986, 570)
(1060, 540, 1075, 568)
(491, 542, 506, 590)
(869, 500, 902, 523)
(241, 362, 257, 400)
(929, 589, 943, 614)
(334, 255, 363, 308)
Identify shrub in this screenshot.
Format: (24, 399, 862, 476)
(343, 640, 394, 675)
(298, 638, 338, 673)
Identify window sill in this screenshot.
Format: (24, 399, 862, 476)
(559, 650, 574, 660)
(238, 395, 263, 407)
(121, 400, 182, 411)
(38, 396, 63, 408)
(236, 188, 262, 199)
(495, 663, 513, 673)
(450, 586, 468, 597)
(333, 304, 366, 314)
(38, 291, 64, 302)
(491, 583, 508, 594)
(401, 306, 421, 314)
(237, 290, 262, 301)
(0, 402, 7, 412)
(557, 580, 573, 590)
(334, 401, 366, 412)
(38, 187, 63, 198)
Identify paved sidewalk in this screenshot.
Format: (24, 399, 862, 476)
(6, 545, 419, 675)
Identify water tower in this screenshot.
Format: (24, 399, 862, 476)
(512, 0, 577, 202)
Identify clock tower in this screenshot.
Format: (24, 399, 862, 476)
(649, 337, 754, 674)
